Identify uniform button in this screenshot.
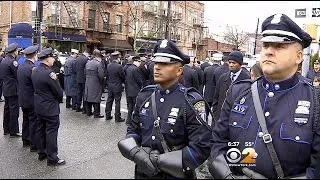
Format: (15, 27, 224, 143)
(170, 129, 173, 133)
(233, 122, 237, 126)
(274, 84, 280, 90)
(265, 112, 270, 117)
(160, 98, 164, 103)
(295, 136, 300, 141)
(140, 123, 143, 126)
(152, 136, 155, 140)
(186, 167, 190, 170)
(268, 92, 274, 98)
(157, 117, 160, 120)
(165, 89, 170, 94)
(258, 132, 264, 137)
(265, 83, 269, 89)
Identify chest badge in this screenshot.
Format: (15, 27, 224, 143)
(295, 100, 310, 115)
(239, 97, 246, 104)
(168, 107, 179, 125)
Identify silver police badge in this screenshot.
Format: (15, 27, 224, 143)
(13, 61, 18, 67)
(294, 100, 310, 124)
(49, 72, 57, 80)
(194, 101, 206, 122)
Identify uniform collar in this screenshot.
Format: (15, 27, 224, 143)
(157, 82, 180, 95)
(262, 73, 300, 92)
(40, 63, 49, 68)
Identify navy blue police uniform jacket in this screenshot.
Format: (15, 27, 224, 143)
(31, 63, 63, 116)
(211, 73, 320, 179)
(1, 54, 18, 96)
(17, 59, 35, 108)
(127, 82, 212, 173)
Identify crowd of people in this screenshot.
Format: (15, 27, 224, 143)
(0, 12, 320, 179)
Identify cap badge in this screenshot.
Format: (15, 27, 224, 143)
(160, 39, 168, 48)
(271, 13, 282, 24)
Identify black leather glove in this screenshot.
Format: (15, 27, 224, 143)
(242, 168, 267, 179)
(133, 147, 159, 177)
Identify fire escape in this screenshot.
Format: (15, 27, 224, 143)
(63, 1, 79, 28)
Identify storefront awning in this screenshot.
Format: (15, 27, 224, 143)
(8, 23, 34, 38)
(42, 32, 86, 42)
(100, 39, 132, 51)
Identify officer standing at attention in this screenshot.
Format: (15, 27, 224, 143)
(17, 45, 39, 150)
(118, 39, 212, 179)
(64, 49, 78, 110)
(31, 48, 65, 166)
(0, 43, 21, 137)
(105, 51, 125, 122)
(209, 14, 319, 179)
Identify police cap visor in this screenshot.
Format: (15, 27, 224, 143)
(152, 56, 182, 64)
(260, 35, 296, 44)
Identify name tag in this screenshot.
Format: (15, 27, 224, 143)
(231, 103, 248, 115)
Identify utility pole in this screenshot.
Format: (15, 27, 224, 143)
(253, 18, 259, 55)
(164, 1, 171, 39)
(36, 1, 43, 49)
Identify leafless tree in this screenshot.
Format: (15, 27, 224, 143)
(223, 25, 249, 50)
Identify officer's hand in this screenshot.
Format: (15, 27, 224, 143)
(242, 167, 267, 179)
(133, 147, 159, 177)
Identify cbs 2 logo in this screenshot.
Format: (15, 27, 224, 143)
(226, 147, 256, 164)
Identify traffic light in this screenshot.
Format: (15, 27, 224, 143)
(306, 24, 317, 40)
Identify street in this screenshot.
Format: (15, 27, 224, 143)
(0, 92, 134, 179)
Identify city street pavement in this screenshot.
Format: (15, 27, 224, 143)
(0, 91, 211, 179)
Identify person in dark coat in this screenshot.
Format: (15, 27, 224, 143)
(306, 59, 320, 81)
(212, 55, 230, 93)
(0, 51, 5, 102)
(138, 53, 150, 87)
(124, 55, 143, 125)
(84, 49, 105, 118)
(121, 54, 130, 67)
(192, 57, 204, 93)
(31, 47, 65, 166)
(17, 45, 39, 150)
(201, 57, 211, 71)
(182, 60, 199, 90)
(74, 49, 90, 113)
(212, 51, 250, 121)
(64, 49, 78, 109)
(0, 43, 21, 137)
(51, 52, 62, 86)
(105, 51, 125, 122)
(203, 57, 221, 116)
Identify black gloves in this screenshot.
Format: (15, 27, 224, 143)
(133, 147, 159, 177)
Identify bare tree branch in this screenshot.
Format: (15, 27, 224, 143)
(223, 25, 249, 50)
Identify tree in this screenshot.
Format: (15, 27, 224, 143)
(223, 25, 249, 50)
(125, 1, 165, 53)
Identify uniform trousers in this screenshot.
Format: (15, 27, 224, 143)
(105, 91, 122, 119)
(22, 107, 38, 149)
(66, 96, 76, 108)
(86, 102, 101, 116)
(3, 96, 19, 134)
(36, 115, 60, 163)
(76, 83, 87, 111)
(126, 95, 136, 124)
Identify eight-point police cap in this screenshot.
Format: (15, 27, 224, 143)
(38, 48, 54, 60)
(261, 13, 312, 48)
(152, 39, 190, 65)
(6, 43, 19, 53)
(23, 45, 39, 55)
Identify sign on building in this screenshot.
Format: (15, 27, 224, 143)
(295, 9, 306, 18)
(312, 8, 320, 17)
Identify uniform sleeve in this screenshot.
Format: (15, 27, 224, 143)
(47, 71, 63, 103)
(10, 60, 18, 78)
(72, 60, 77, 75)
(126, 93, 143, 144)
(306, 125, 320, 178)
(210, 85, 233, 161)
(119, 66, 125, 83)
(182, 99, 212, 170)
(133, 68, 143, 88)
(211, 76, 222, 118)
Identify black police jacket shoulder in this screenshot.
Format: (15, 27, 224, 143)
(31, 63, 63, 116)
(1, 54, 18, 96)
(106, 61, 125, 92)
(75, 54, 89, 83)
(17, 60, 35, 108)
(125, 63, 143, 97)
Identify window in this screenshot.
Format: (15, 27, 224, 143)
(116, 15, 122, 33)
(88, 9, 95, 29)
(103, 12, 110, 31)
(154, 1, 158, 13)
(163, 1, 168, 9)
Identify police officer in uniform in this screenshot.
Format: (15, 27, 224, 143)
(182, 59, 200, 90)
(306, 59, 320, 82)
(17, 45, 39, 150)
(31, 48, 65, 166)
(105, 51, 125, 122)
(209, 14, 319, 179)
(118, 39, 212, 179)
(0, 43, 21, 137)
(124, 55, 143, 125)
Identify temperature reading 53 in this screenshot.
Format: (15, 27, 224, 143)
(245, 142, 254, 147)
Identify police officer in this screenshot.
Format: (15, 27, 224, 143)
(306, 59, 320, 81)
(84, 49, 105, 118)
(64, 49, 78, 109)
(138, 53, 150, 87)
(31, 47, 65, 166)
(105, 51, 125, 122)
(0, 51, 5, 102)
(182, 59, 200, 90)
(17, 45, 39, 150)
(124, 55, 143, 125)
(74, 49, 90, 113)
(209, 14, 319, 179)
(0, 43, 21, 137)
(118, 39, 212, 179)
(146, 53, 156, 85)
(192, 57, 204, 93)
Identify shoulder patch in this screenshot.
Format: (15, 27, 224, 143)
(193, 100, 206, 122)
(185, 87, 203, 102)
(49, 72, 57, 80)
(13, 61, 18, 67)
(140, 85, 157, 93)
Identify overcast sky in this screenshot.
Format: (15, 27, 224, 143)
(202, 1, 320, 35)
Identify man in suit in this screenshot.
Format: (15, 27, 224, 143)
(201, 57, 211, 71)
(182, 59, 199, 90)
(212, 51, 250, 121)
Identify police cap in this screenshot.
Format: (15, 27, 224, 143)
(93, 49, 102, 57)
(23, 45, 39, 55)
(132, 55, 141, 62)
(152, 39, 190, 65)
(261, 13, 312, 48)
(137, 53, 147, 57)
(111, 51, 120, 56)
(38, 47, 54, 60)
(5, 43, 18, 53)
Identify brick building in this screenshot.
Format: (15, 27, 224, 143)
(202, 37, 234, 58)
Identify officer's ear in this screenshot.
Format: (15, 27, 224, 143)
(176, 63, 183, 77)
(294, 42, 303, 64)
